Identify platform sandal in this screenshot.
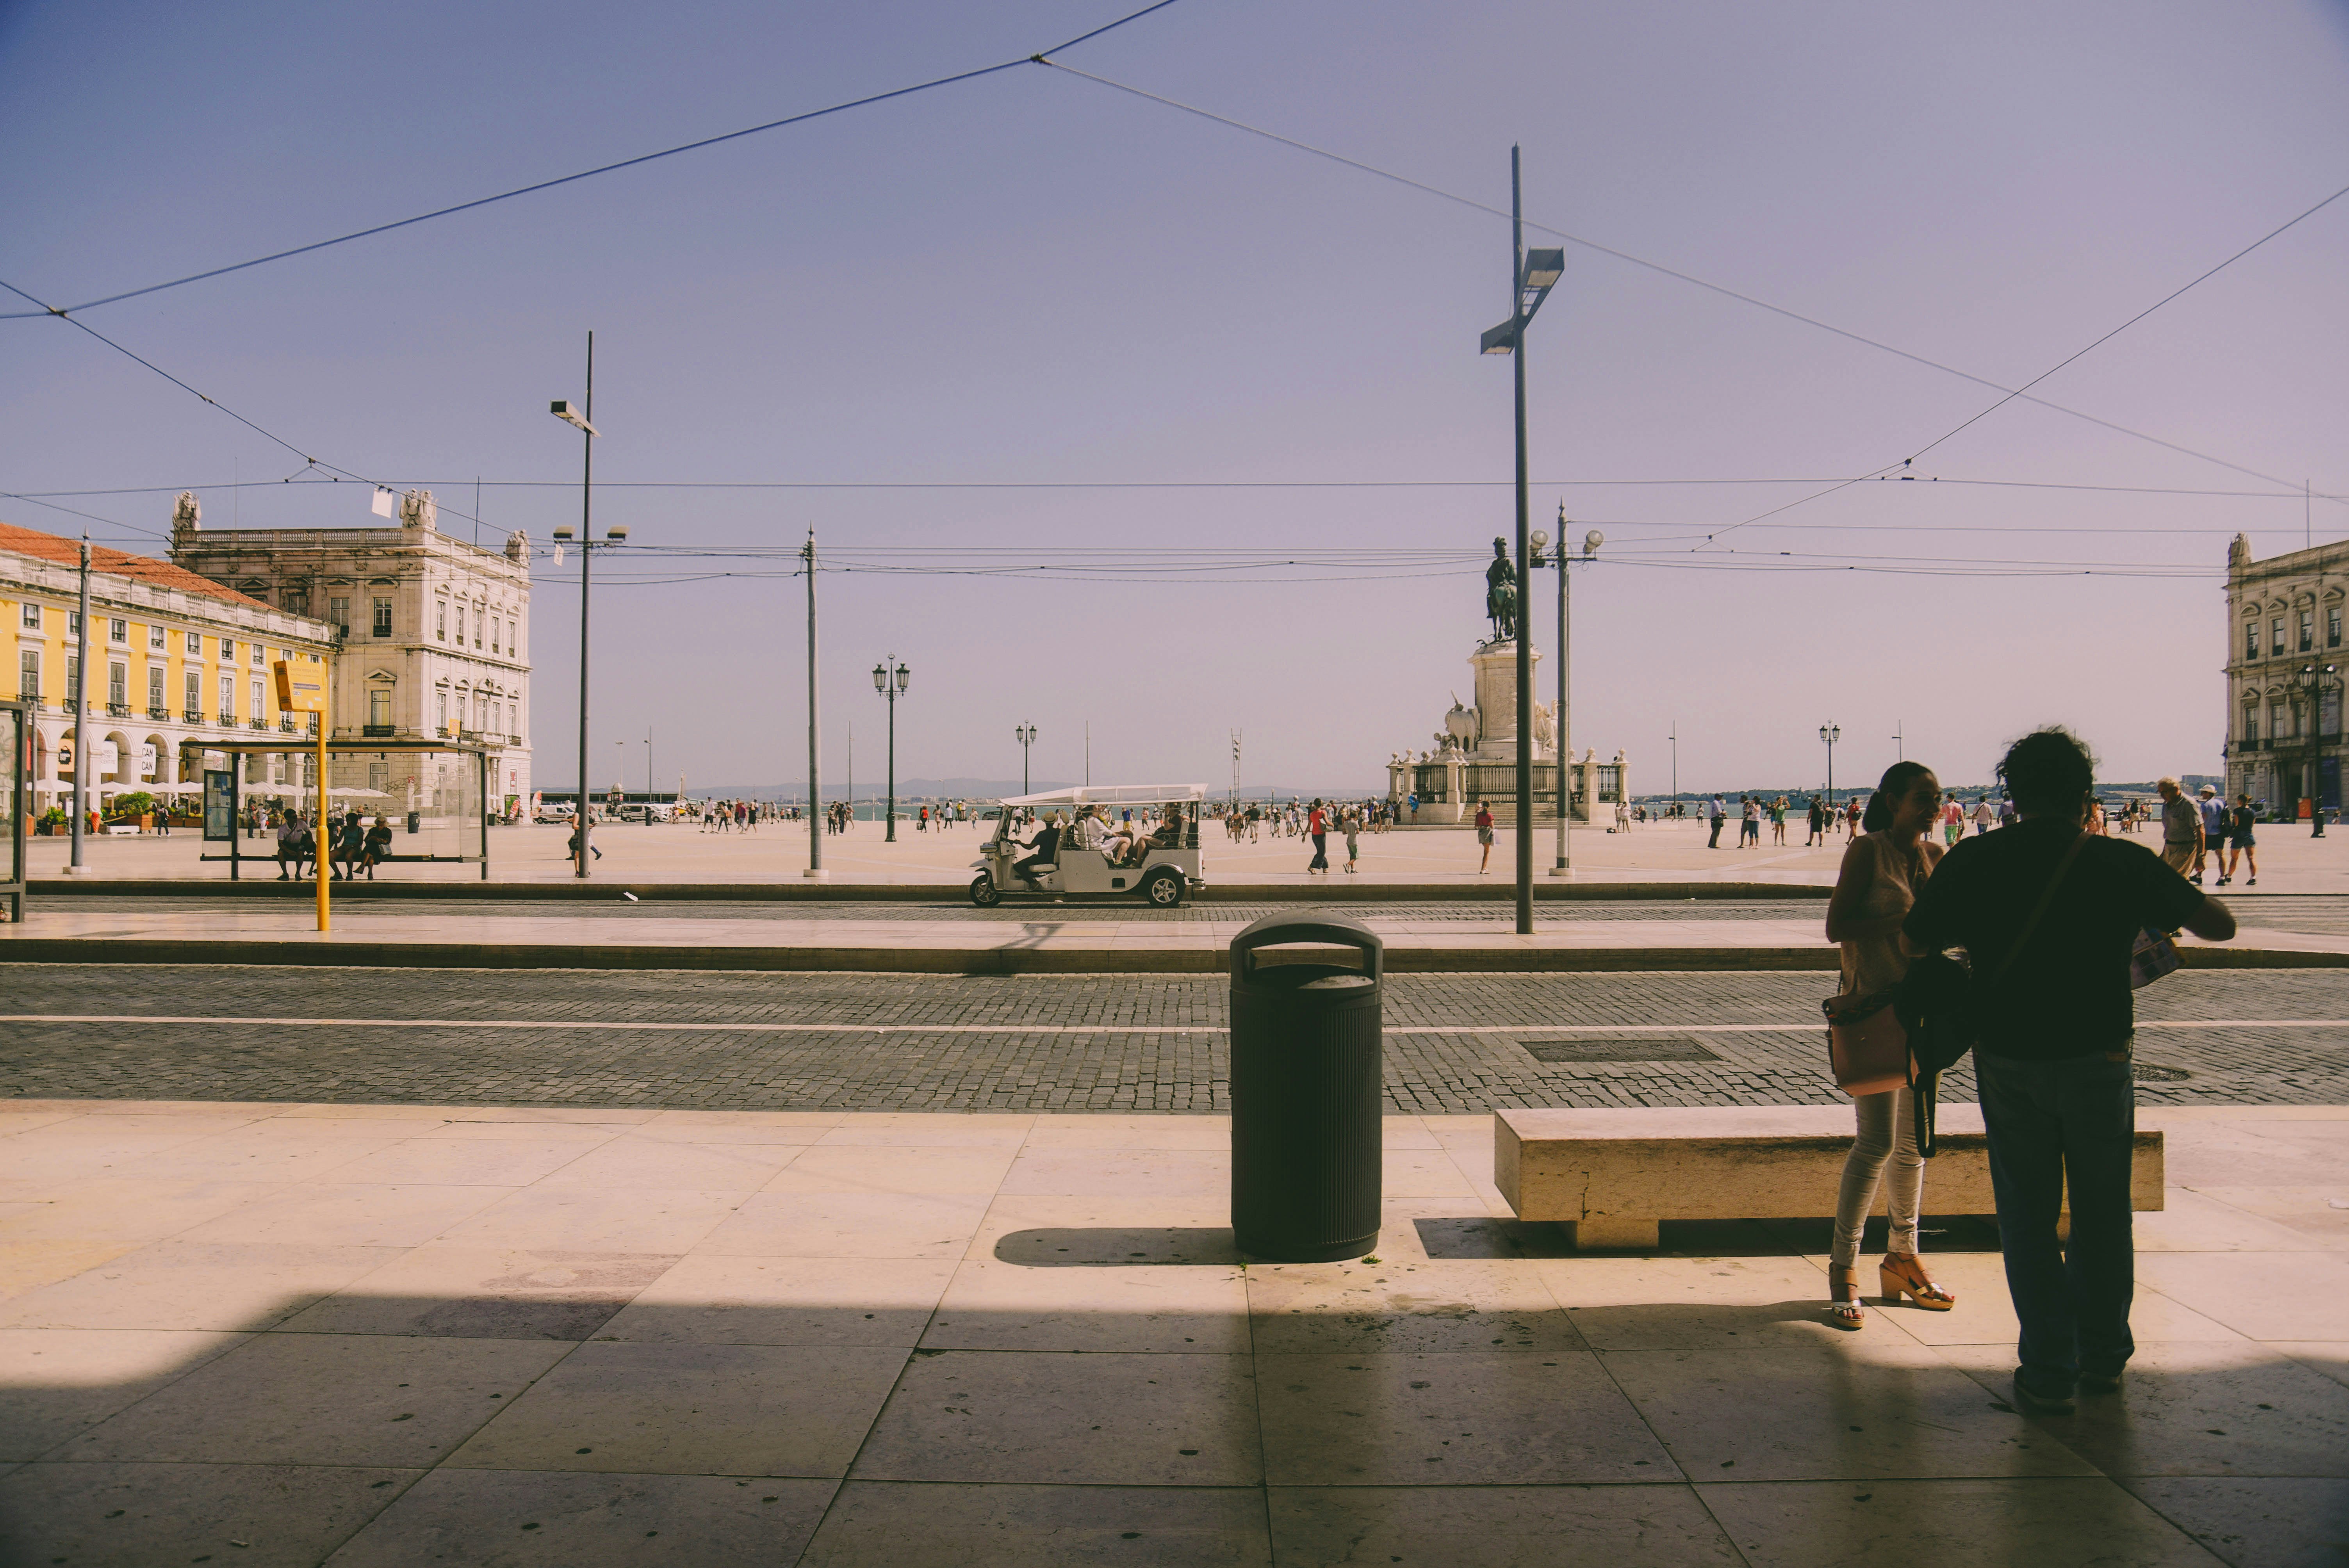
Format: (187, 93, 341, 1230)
(1879, 1252, 1956, 1310)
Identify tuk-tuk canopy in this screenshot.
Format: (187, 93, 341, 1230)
(998, 784, 1205, 809)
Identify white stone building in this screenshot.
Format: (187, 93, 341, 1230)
(169, 490, 535, 812)
(2224, 532, 2345, 814)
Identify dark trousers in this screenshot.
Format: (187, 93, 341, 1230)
(1707, 816, 1723, 847)
(1309, 832, 1328, 870)
(1978, 1048, 2138, 1394)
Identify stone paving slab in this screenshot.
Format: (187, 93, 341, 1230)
(30, 815, 2349, 893)
(0, 1099, 2340, 1565)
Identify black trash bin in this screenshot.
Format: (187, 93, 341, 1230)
(1228, 911, 1384, 1262)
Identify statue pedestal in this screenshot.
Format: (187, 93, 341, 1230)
(1468, 641, 1542, 761)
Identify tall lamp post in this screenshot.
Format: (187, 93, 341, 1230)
(1668, 720, 1678, 818)
(802, 528, 824, 877)
(1819, 722, 1841, 807)
(2296, 662, 2338, 837)
(67, 535, 89, 873)
(873, 657, 909, 841)
(1478, 146, 1567, 935)
(1015, 723, 1036, 795)
(1531, 506, 1602, 875)
(548, 334, 627, 875)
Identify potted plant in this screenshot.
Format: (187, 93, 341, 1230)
(110, 791, 157, 830)
(35, 806, 66, 836)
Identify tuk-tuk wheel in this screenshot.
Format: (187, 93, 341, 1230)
(1142, 868, 1184, 907)
(970, 873, 1002, 908)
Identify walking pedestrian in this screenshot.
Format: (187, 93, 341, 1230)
(1822, 759, 1956, 1329)
(1343, 807, 1361, 873)
(2220, 793, 2258, 886)
(1475, 800, 1495, 873)
(2193, 786, 2224, 882)
(1306, 799, 1330, 873)
(1971, 796, 1996, 836)
(2156, 777, 2201, 880)
(1907, 728, 2235, 1413)
(1706, 794, 1725, 849)
(1806, 795, 1827, 847)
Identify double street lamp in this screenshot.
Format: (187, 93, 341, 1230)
(1820, 722, 1841, 805)
(1529, 505, 1602, 875)
(1478, 144, 1568, 936)
(1014, 723, 1036, 796)
(873, 657, 909, 841)
(548, 333, 627, 877)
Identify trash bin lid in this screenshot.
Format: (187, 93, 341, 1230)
(1231, 909, 1382, 982)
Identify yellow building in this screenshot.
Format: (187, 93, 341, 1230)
(1, 519, 339, 817)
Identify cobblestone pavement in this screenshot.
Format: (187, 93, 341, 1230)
(4, 965, 2345, 1113)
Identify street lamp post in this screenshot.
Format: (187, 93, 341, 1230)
(803, 528, 824, 877)
(1015, 723, 1036, 796)
(1668, 720, 1677, 816)
(1531, 505, 1602, 875)
(2297, 663, 2338, 836)
(67, 535, 89, 872)
(1478, 146, 1568, 936)
(873, 657, 909, 841)
(1820, 722, 1841, 807)
(547, 335, 626, 875)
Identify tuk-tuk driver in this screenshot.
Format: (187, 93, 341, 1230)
(1014, 813, 1062, 886)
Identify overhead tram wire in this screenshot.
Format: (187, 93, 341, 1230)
(1037, 61, 2345, 507)
(12, 474, 2348, 503)
(0, 276, 497, 537)
(1696, 178, 2349, 550)
(0, 1, 1188, 323)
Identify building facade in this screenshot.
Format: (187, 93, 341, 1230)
(0, 519, 339, 817)
(2223, 532, 2345, 814)
(168, 490, 535, 813)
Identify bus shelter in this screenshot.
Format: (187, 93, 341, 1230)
(178, 738, 496, 880)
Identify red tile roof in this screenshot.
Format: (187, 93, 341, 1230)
(0, 521, 272, 611)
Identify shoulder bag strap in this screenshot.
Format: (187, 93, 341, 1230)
(1989, 830, 2092, 988)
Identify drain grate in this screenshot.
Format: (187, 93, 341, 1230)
(1518, 1035, 1722, 1064)
(2133, 1063, 2192, 1082)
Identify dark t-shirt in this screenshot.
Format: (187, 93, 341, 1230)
(1903, 818, 2207, 1060)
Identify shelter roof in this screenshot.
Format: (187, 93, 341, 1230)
(998, 784, 1205, 807)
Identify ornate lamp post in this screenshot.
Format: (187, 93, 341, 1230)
(1820, 722, 1841, 807)
(1530, 506, 1602, 875)
(873, 657, 909, 842)
(1015, 723, 1036, 796)
(2296, 662, 2338, 836)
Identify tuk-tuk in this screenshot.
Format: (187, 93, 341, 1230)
(970, 784, 1207, 907)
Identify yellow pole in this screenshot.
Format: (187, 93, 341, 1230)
(316, 657, 330, 933)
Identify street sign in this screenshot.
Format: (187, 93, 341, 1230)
(273, 658, 326, 714)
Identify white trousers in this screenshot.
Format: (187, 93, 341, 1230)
(1832, 1084, 1923, 1271)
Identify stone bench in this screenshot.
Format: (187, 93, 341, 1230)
(1494, 1105, 2164, 1249)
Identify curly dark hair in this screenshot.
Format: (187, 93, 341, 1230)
(1861, 760, 1935, 832)
(1996, 727, 2096, 818)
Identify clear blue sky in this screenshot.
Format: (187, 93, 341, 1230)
(4, 0, 2345, 794)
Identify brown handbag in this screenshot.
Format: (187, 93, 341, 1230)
(1823, 990, 1909, 1097)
